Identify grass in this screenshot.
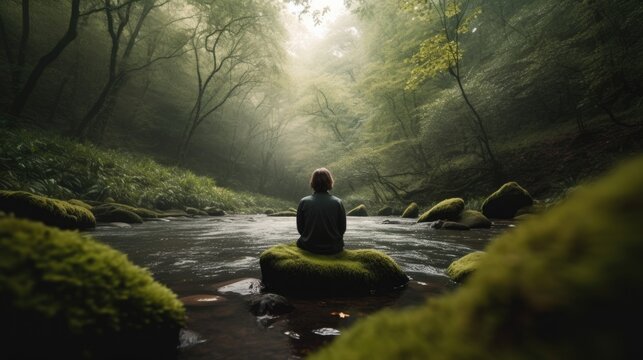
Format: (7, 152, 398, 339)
(0, 127, 292, 213)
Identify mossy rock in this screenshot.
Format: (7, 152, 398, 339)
(0, 191, 95, 230)
(401, 202, 419, 218)
(91, 202, 159, 220)
(377, 206, 393, 216)
(67, 199, 93, 210)
(417, 198, 464, 223)
(0, 218, 186, 358)
(268, 211, 297, 217)
(264, 208, 276, 215)
(482, 181, 533, 219)
(347, 204, 368, 216)
(92, 204, 143, 224)
(157, 209, 189, 217)
(310, 157, 643, 360)
(288, 207, 298, 213)
(260, 244, 408, 296)
(185, 207, 208, 216)
(515, 201, 547, 217)
(446, 251, 486, 282)
(458, 210, 492, 229)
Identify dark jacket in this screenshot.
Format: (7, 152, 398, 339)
(296, 191, 346, 254)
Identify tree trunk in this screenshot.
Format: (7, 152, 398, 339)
(9, 0, 80, 116)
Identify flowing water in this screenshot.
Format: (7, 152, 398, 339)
(89, 215, 513, 359)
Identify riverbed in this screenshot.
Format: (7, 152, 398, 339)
(89, 215, 512, 359)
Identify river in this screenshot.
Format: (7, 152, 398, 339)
(89, 215, 513, 359)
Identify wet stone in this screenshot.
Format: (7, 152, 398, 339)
(217, 278, 263, 296)
(248, 293, 294, 316)
(180, 294, 227, 307)
(179, 329, 207, 349)
(312, 328, 341, 336)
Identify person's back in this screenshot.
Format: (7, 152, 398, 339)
(296, 168, 346, 255)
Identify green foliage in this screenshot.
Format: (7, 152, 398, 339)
(0, 128, 290, 213)
(310, 156, 643, 360)
(0, 190, 95, 229)
(417, 197, 464, 222)
(0, 217, 186, 358)
(260, 243, 408, 296)
(446, 251, 485, 282)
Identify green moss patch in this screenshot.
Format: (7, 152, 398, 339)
(0, 218, 185, 358)
(260, 244, 408, 296)
(446, 251, 486, 282)
(347, 204, 368, 216)
(311, 157, 643, 360)
(458, 210, 492, 228)
(482, 181, 533, 219)
(67, 199, 93, 210)
(417, 198, 464, 223)
(401, 202, 419, 218)
(0, 191, 95, 230)
(91, 204, 144, 224)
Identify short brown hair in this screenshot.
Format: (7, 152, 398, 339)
(310, 168, 334, 192)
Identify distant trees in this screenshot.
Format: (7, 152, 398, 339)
(176, 0, 285, 163)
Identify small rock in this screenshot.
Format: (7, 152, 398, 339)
(248, 293, 294, 316)
(312, 328, 341, 336)
(217, 278, 263, 296)
(204, 207, 226, 216)
(284, 331, 301, 340)
(382, 219, 402, 224)
(178, 329, 207, 349)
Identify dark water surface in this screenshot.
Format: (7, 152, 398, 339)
(89, 215, 512, 359)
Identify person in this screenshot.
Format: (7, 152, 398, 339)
(296, 168, 346, 255)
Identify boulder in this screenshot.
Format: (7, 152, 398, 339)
(260, 244, 408, 296)
(0, 190, 95, 229)
(92, 204, 143, 224)
(288, 207, 298, 213)
(309, 157, 643, 360)
(248, 293, 294, 316)
(0, 218, 185, 359)
(482, 181, 533, 219)
(401, 202, 419, 218)
(458, 210, 492, 229)
(417, 198, 464, 223)
(264, 209, 275, 215)
(185, 207, 208, 216)
(377, 206, 393, 216)
(446, 251, 486, 282)
(158, 209, 189, 217)
(429, 220, 469, 230)
(347, 204, 368, 217)
(67, 199, 93, 210)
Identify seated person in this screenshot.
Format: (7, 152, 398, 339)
(296, 168, 346, 255)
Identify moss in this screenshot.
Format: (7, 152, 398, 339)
(482, 181, 533, 219)
(347, 204, 368, 216)
(401, 202, 419, 218)
(67, 199, 93, 210)
(0, 218, 185, 358)
(377, 206, 393, 216)
(417, 198, 464, 223)
(91, 204, 143, 224)
(288, 207, 298, 213)
(185, 207, 207, 216)
(458, 210, 492, 228)
(311, 157, 643, 360)
(0, 191, 95, 230)
(264, 208, 276, 215)
(260, 244, 408, 296)
(268, 211, 297, 217)
(446, 251, 486, 282)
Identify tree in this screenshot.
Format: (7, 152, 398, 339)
(403, 0, 501, 174)
(7, 0, 81, 116)
(176, 0, 285, 163)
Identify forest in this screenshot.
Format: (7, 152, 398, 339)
(0, 0, 642, 359)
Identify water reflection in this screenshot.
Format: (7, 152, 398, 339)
(89, 215, 510, 359)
